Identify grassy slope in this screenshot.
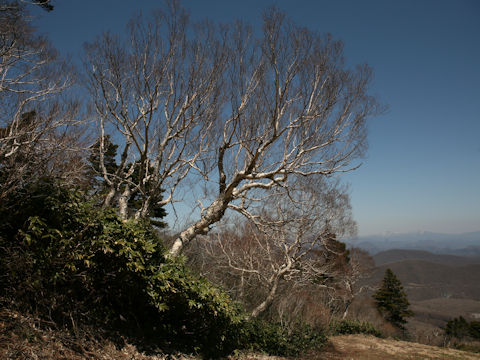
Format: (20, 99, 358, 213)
(313, 335, 479, 360)
(231, 335, 480, 360)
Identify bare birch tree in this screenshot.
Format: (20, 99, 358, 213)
(84, 3, 226, 219)
(84, 1, 379, 254)
(338, 247, 375, 319)
(0, 2, 85, 200)
(170, 8, 378, 255)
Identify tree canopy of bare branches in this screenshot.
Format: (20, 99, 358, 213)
(188, 176, 361, 318)
(0, 1, 85, 200)
(84, 3, 224, 220)
(84, 1, 380, 255)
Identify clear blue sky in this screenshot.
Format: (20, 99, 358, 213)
(31, 0, 480, 236)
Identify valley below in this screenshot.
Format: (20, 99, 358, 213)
(356, 245, 480, 348)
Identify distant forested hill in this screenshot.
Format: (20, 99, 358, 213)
(364, 251, 480, 301)
(346, 231, 480, 256)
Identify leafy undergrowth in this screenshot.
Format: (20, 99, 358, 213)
(0, 179, 246, 358)
(451, 342, 480, 354)
(0, 308, 198, 360)
(329, 319, 382, 337)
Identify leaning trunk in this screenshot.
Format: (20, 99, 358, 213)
(250, 275, 281, 318)
(168, 196, 230, 256)
(342, 299, 352, 319)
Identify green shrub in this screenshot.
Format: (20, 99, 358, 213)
(453, 342, 480, 353)
(0, 179, 243, 357)
(445, 317, 480, 341)
(241, 318, 327, 356)
(470, 321, 480, 339)
(330, 319, 382, 337)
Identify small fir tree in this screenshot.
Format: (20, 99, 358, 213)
(373, 268, 413, 329)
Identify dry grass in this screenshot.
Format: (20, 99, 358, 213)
(317, 334, 480, 360)
(228, 335, 480, 360)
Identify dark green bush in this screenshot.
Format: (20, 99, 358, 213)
(445, 317, 480, 341)
(241, 318, 327, 356)
(453, 342, 480, 353)
(0, 179, 243, 357)
(470, 321, 480, 339)
(330, 319, 382, 337)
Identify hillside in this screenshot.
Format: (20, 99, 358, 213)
(373, 249, 480, 267)
(233, 335, 480, 359)
(411, 298, 480, 326)
(354, 249, 480, 347)
(368, 259, 480, 301)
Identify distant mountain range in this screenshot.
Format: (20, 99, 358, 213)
(345, 231, 480, 256)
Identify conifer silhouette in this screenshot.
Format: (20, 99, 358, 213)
(373, 268, 413, 329)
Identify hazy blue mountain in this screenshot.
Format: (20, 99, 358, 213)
(345, 231, 480, 256)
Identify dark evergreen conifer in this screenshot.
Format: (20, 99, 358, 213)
(88, 135, 119, 194)
(445, 316, 480, 340)
(373, 268, 413, 329)
(88, 136, 167, 227)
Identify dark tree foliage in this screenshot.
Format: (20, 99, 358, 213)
(128, 163, 167, 227)
(373, 268, 413, 329)
(445, 316, 480, 340)
(88, 135, 119, 193)
(471, 321, 480, 339)
(88, 136, 167, 227)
